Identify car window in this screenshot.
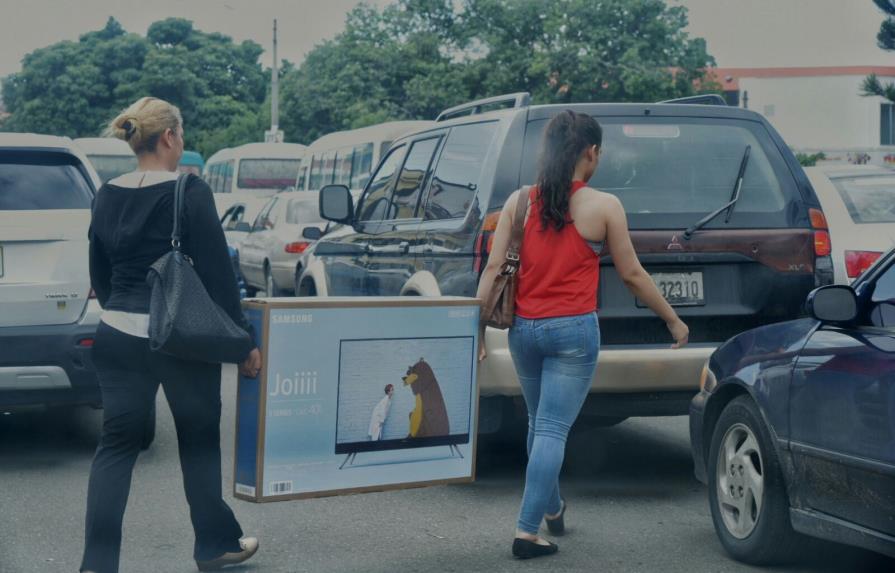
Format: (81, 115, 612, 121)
(357, 145, 407, 223)
(237, 159, 300, 190)
(308, 155, 324, 190)
(520, 117, 794, 229)
(387, 137, 440, 220)
(351, 143, 374, 190)
(832, 175, 895, 224)
(252, 198, 277, 232)
(424, 122, 498, 220)
(296, 165, 308, 191)
(87, 154, 137, 183)
(286, 199, 322, 225)
(0, 152, 93, 210)
(871, 261, 895, 328)
(224, 205, 246, 230)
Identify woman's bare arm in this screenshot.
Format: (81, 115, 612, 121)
(603, 195, 689, 348)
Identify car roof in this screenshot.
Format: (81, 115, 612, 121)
(73, 137, 135, 156)
(274, 190, 320, 201)
(206, 142, 307, 163)
(306, 121, 436, 152)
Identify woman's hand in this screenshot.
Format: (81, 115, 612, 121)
(239, 348, 262, 378)
(667, 319, 689, 349)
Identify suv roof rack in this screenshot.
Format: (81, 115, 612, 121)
(436, 92, 531, 122)
(659, 94, 727, 106)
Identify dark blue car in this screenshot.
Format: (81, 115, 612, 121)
(690, 248, 895, 564)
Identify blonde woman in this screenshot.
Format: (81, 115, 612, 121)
(81, 97, 261, 573)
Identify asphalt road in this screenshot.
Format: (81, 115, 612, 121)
(1, 366, 892, 573)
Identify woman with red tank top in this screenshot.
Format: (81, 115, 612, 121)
(476, 110, 690, 560)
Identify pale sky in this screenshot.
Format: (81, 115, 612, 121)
(0, 0, 891, 80)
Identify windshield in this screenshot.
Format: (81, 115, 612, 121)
(88, 154, 137, 183)
(832, 175, 895, 223)
(0, 153, 94, 210)
(237, 158, 301, 189)
(521, 117, 795, 229)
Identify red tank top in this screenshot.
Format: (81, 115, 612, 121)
(515, 181, 601, 319)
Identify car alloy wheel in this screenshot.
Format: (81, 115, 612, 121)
(716, 422, 764, 539)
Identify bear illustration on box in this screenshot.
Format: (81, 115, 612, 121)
(403, 359, 450, 439)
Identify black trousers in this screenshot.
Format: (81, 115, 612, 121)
(81, 322, 243, 573)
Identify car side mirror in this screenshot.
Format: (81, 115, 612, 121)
(806, 285, 859, 323)
(319, 184, 354, 224)
(302, 226, 323, 241)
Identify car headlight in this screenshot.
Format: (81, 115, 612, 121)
(699, 361, 718, 393)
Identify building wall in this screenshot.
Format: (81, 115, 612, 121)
(738, 74, 895, 149)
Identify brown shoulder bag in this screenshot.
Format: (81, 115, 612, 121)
(481, 187, 531, 330)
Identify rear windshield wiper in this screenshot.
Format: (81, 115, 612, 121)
(683, 145, 752, 240)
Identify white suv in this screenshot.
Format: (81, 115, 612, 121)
(0, 134, 103, 410)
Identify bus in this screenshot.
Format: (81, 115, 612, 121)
(74, 137, 137, 183)
(295, 121, 434, 194)
(205, 142, 307, 196)
(178, 150, 204, 175)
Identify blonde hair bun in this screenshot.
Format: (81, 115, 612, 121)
(104, 97, 182, 154)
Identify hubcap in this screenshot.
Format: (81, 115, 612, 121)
(716, 423, 764, 539)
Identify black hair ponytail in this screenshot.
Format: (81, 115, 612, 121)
(535, 110, 603, 231)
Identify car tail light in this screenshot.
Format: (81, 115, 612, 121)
(845, 250, 883, 279)
(474, 212, 502, 274)
(285, 242, 310, 254)
(809, 208, 828, 230)
(813, 231, 831, 257)
(77, 338, 94, 347)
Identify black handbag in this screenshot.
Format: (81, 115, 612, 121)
(146, 173, 253, 364)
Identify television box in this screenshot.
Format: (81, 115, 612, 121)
(234, 297, 480, 502)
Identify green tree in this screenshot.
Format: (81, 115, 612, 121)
(1, 17, 269, 158)
(281, 0, 716, 143)
(863, 0, 895, 101)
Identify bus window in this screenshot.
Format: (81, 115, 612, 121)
(296, 165, 308, 191)
(334, 147, 354, 187)
(351, 143, 374, 190)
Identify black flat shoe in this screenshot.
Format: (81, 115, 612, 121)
(512, 537, 559, 560)
(545, 498, 566, 535)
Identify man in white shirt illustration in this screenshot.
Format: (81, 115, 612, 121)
(368, 384, 394, 441)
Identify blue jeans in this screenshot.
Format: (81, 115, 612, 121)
(508, 312, 600, 534)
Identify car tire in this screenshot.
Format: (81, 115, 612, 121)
(707, 395, 799, 565)
(140, 402, 156, 450)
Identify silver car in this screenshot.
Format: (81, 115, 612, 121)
(239, 191, 326, 296)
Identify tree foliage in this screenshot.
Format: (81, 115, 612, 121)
(3, 1, 717, 155)
(863, 0, 895, 102)
(1, 17, 268, 157)
(281, 0, 717, 143)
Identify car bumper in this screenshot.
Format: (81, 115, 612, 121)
(0, 307, 101, 408)
(689, 390, 710, 484)
(479, 327, 715, 396)
(271, 260, 298, 291)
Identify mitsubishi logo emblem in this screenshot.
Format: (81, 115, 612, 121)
(667, 235, 683, 250)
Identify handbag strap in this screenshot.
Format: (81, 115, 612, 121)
(504, 186, 530, 270)
(480, 187, 530, 319)
(171, 173, 190, 251)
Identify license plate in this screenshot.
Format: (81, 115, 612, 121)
(638, 271, 704, 307)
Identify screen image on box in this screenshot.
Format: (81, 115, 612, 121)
(336, 337, 474, 454)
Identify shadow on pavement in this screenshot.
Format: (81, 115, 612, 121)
(0, 406, 101, 469)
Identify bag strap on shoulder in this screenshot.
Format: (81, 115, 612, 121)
(504, 186, 530, 266)
(171, 173, 191, 251)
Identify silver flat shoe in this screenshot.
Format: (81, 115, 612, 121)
(196, 536, 259, 571)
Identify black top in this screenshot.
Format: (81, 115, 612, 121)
(88, 175, 255, 346)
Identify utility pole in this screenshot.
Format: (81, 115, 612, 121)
(265, 18, 284, 143)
